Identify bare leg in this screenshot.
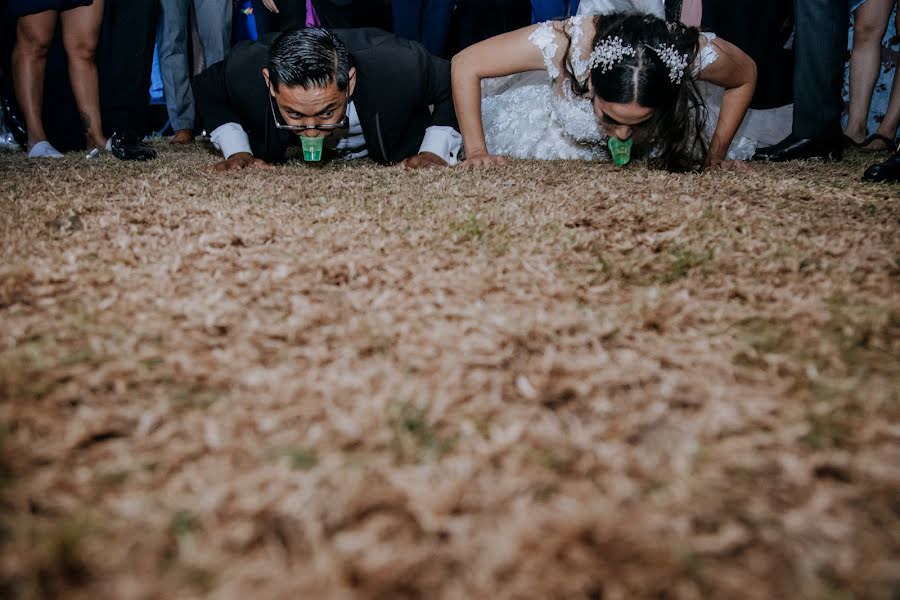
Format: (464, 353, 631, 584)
(844, 0, 893, 144)
(61, 0, 107, 150)
(872, 3, 900, 148)
(11, 11, 58, 149)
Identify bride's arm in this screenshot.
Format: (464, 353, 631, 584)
(451, 24, 561, 167)
(695, 37, 757, 168)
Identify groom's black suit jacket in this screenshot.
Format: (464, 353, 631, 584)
(193, 29, 458, 165)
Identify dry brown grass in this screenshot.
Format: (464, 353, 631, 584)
(0, 143, 898, 599)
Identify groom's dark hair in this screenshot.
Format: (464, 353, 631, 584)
(268, 28, 352, 92)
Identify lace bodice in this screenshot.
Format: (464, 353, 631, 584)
(528, 16, 604, 143)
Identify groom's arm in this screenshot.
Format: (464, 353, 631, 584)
(193, 48, 282, 169)
(415, 45, 458, 131)
(398, 38, 462, 167)
(193, 60, 251, 156)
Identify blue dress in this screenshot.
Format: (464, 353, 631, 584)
(7, 0, 92, 16)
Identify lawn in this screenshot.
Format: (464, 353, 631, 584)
(1, 144, 898, 598)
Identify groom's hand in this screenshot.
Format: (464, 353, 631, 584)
(398, 151, 449, 169)
(207, 152, 273, 172)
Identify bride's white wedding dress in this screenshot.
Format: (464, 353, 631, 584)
(479, 0, 790, 161)
(578, 0, 664, 18)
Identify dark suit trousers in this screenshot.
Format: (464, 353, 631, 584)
(99, 0, 158, 137)
(792, 0, 849, 139)
(315, 0, 354, 27)
(455, 0, 530, 52)
(391, 0, 456, 56)
(530, 0, 580, 21)
(702, 0, 794, 109)
(251, 0, 305, 33)
(251, 0, 353, 33)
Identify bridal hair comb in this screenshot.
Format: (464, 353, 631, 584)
(588, 36, 635, 74)
(646, 43, 689, 84)
(588, 36, 689, 85)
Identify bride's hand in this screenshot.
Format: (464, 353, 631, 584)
(708, 158, 750, 172)
(460, 149, 508, 169)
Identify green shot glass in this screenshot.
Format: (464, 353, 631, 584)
(301, 135, 324, 162)
(608, 137, 633, 166)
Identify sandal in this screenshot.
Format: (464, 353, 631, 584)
(841, 133, 863, 149)
(860, 133, 896, 152)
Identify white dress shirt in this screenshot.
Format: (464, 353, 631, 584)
(210, 100, 462, 165)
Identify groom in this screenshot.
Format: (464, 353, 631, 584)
(193, 27, 461, 170)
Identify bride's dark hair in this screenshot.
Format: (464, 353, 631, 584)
(563, 12, 709, 172)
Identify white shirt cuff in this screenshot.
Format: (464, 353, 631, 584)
(418, 125, 462, 166)
(210, 122, 252, 159)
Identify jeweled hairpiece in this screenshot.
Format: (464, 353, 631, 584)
(588, 36, 635, 74)
(647, 43, 689, 85)
(588, 36, 689, 85)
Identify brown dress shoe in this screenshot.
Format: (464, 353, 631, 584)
(170, 129, 195, 145)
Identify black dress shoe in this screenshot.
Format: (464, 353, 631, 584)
(753, 134, 843, 162)
(862, 149, 900, 183)
(110, 131, 157, 161)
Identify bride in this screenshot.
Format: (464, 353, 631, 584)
(451, 1, 758, 171)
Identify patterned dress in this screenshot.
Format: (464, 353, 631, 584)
(843, 1, 900, 142)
